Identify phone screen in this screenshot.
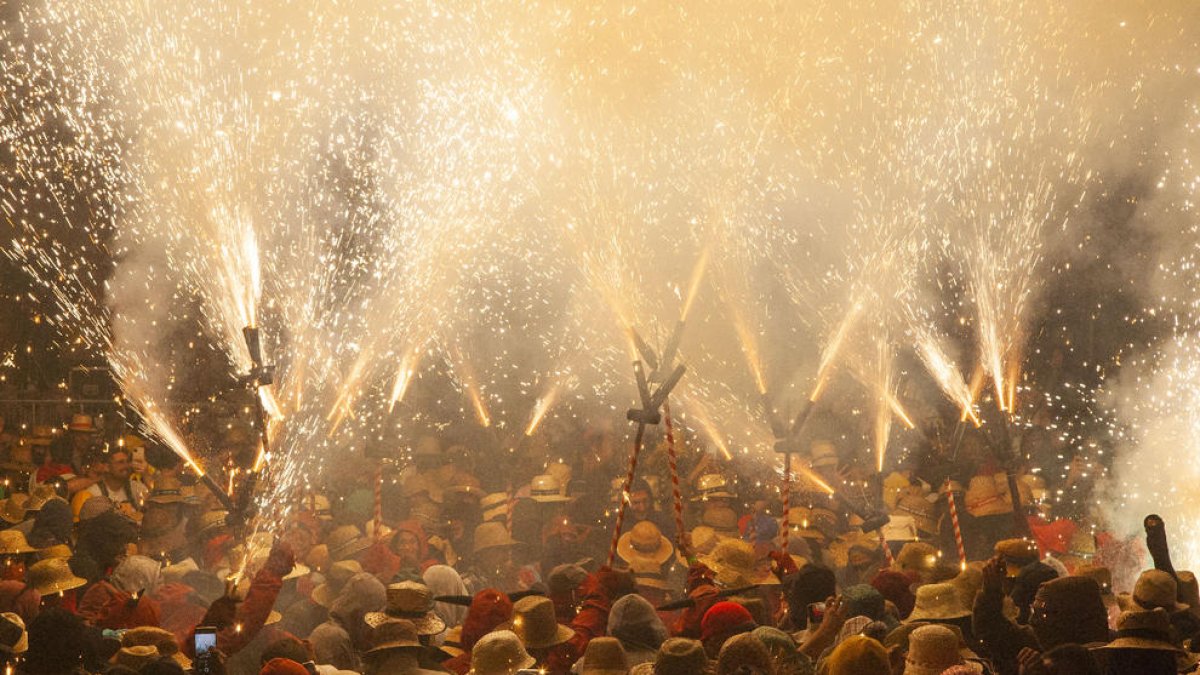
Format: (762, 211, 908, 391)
(194, 627, 217, 655)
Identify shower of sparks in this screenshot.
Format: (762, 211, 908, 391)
(3, 0, 1196, 540)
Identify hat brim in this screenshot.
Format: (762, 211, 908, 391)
(467, 653, 536, 675)
(531, 494, 572, 503)
(616, 533, 674, 567)
(525, 624, 576, 650)
(34, 576, 87, 596)
(904, 607, 972, 622)
(690, 491, 736, 502)
(311, 584, 340, 608)
(1099, 638, 1185, 652)
(364, 611, 446, 637)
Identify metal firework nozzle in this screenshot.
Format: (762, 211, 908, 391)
(198, 472, 235, 512)
(625, 362, 686, 426)
(243, 326, 263, 366)
(655, 320, 686, 381)
(630, 329, 659, 372)
(241, 326, 275, 387)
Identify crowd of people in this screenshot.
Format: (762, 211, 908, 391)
(0, 409, 1187, 675)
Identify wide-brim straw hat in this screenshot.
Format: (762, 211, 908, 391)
(467, 629, 535, 675)
(68, 414, 99, 433)
(628, 558, 671, 591)
(906, 582, 971, 622)
(1133, 569, 1190, 612)
(510, 595, 575, 649)
(473, 522, 521, 554)
(27, 557, 86, 595)
(146, 475, 188, 504)
(480, 493, 511, 522)
(1098, 608, 1192, 661)
(26, 484, 61, 512)
(617, 521, 674, 567)
(114, 645, 159, 669)
(366, 617, 424, 654)
(327, 525, 372, 561)
(312, 560, 363, 608)
(365, 581, 446, 636)
(0, 529, 37, 555)
(903, 624, 982, 675)
(691, 474, 735, 502)
(580, 637, 629, 675)
(529, 474, 571, 503)
(701, 538, 778, 588)
(122, 625, 191, 669)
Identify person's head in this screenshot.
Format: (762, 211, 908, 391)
(1040, 643, 1101, 674)
(629, 479, 654, 519)
(391, 529, 421, 565)
(715, 633, 774, 675)
(700, 601, 756, 658)
(260, 636, 313, 666)
(23, 607, 85, 674)
(1029, 577, 1109, 650)
(787, 564, 836, 626)
(106, 449, 132, 481)
(47, 436, 73, 466)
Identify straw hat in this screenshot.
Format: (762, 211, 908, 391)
(122, 626, 191, 669)
(1075, 564, 1113, 595)
(701, 505, 740, 537)
(691, 474, 735, 501)
(617, 521, 674, 567)
(701, 539, 778, 588)
(628, 558, 671, 591)
(312, 560, 364, 608)
(68, 414, 98, 433)
(31, 426, 55, 442)
(651, 638, 708, 675)
(114, 645, 159, 670)
(903, 624, 982, 675)
(467, 629, 535, 675)
(895, 494, 939, 536)
(26, 484, 61, 512)
(0, 530, 37, 555)
(687, 526, 725, 557)
(1133, 569, 1189, 611)
(580, 637, 629, 675)
(994, 538, 1039, 577)
(326, 525, 371, 561)
(1099, 608, 1189, 655)
(964, 474, 1010, 517)
(784, 506, 839, 541)
(365, 581, 446, 635)
(0, 494, 28, 525)
(38, 544, 71, 560)
(906, 583, 971, 622)
(27, 557, 86, 595)
(510, 595, 575, 649)
(480, 493, 511, 522)
(366, 617, 424, 654)
(881, 514, 921, 543)
(473, 522, 521, 555)
(545, 462, 573, 492)
(529, 475, 571, 503)
(895, 542, 939, 577)
(146, 474, 187, 504)
(883, 472, 915, 510)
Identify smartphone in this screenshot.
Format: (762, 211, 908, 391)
(194, 626, 217, 655)
(807, 602, 826, 625)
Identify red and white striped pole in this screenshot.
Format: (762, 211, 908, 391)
(373, 461, 384, 541)
(878, 528, 895, 566)
(607, 423, 647, 567)
(662, 399, 686, 551)
(781, 453, 792, 554)
(945, 479, 967, 568)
